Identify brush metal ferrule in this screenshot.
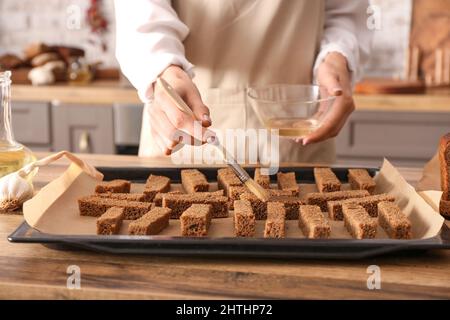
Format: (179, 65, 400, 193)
(209, 137, 251, 183)
(228, 161, 250, 183)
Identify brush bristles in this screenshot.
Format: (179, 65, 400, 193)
(244, 178, 270, 202)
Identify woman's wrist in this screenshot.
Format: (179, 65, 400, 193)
(323, 52, 350, 74)
(161, 64, 186, 78)
(152, 65, 184, 91)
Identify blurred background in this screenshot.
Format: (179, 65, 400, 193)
(0, 0, 449, 167)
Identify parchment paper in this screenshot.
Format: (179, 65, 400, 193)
(23, 158, 445, 239)
(415, 150, 446, 221)
(417, 151, 441, 191)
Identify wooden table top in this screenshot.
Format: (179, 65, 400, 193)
(0, 153, 449, 299)
(11, 80, 450, 112)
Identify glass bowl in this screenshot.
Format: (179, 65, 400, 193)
(247, 84, 336, 138)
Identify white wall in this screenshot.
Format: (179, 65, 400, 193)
(365, 0, 412, 78)
(0, 0, 117, 66)
(0, 0, 412, 77)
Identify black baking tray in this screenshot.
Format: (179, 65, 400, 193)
(8, 166, 450, 259)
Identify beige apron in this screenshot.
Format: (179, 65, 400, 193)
(139, 0, 336, 164)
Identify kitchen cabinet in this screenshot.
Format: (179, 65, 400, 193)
(11, 101, 52, 151)
(113, 103, 143, 146)
(10, 82, 450, 162)
(336, 110, 450, 167)
(10, 100, 142, 155)
(10, 81, 142, 155)
(52, 103, 115, 154)
(11, 101, 450, 164)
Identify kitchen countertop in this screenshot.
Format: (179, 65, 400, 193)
(12, 81, 142, 105)
(0, 153, 449, 299)
(11, 81, 450, 112)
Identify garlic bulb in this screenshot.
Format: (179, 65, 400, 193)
(0, 170, 34, 212)
(28, 66, 55, 86)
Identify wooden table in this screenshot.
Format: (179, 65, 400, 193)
(0, 154, 449, 299)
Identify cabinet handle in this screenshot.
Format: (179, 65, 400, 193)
(78, 131, 91, 153)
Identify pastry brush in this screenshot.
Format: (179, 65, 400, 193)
(156, 77, 269, 201)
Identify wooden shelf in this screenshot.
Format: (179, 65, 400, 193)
(12, 80, 141, 105)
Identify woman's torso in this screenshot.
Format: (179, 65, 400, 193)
(140, 0, 336, 164)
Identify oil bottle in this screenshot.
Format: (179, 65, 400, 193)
(0, 71, 36, 178)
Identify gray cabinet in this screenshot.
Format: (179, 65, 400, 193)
(336, 110, 450, 167)
(11, 101, 52, 151)
(10, 98, 450, 162)
(113, 103, 143, 146)
(10, 100, 140, 155)
(51, 103, 115, 154)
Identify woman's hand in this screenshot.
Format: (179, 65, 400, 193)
(302, 52, 355, 145)
(150, 65, 211, 155)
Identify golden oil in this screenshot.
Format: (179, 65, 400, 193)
(265, 117, 320, 137)
(0, 144, 36, 178)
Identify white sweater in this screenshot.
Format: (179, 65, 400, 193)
(114, 0, 373, 102)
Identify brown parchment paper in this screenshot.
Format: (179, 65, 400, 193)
(415, 150, 445, 219)
(23, 158, 445, 239)
(417, 151, 441, 191)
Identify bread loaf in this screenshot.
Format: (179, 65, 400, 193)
(24, 42, 51, 60)
(439, 192, 450, 219)
(439, 133, 450, 196)
(0, 54, 23, 70)
(439, 133, 450, 219)
(31, 53, 61, 67)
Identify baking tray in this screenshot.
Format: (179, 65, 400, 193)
(8, 167, 450, 259)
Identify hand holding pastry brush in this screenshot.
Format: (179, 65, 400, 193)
(156, 77, 269, 201)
